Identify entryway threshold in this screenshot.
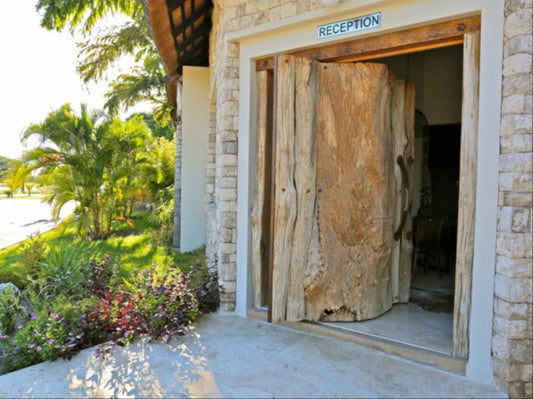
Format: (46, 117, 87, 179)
(247, 307, 465, 374)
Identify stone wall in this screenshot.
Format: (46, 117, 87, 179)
(207, 0, 349, 311)
(492, 0, 533, 397)
(207, 5, 533, 394)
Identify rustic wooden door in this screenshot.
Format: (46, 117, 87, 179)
(267, 54, 415, 322)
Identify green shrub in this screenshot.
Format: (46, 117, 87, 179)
(150, 199, 174, 247)
(18, 233, 47, 278)
(0, 310, 69, 373)
(33, 245, 90, 300)
(0, 286, 21, 335)
(0, 253, 217, 374)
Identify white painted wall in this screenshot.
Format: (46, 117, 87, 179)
(375, 46, 464, 214)
(230, 0, 503, 383)
(181, 66, 210, 251)
(376, 45, 464, 126)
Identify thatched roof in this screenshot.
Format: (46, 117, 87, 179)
(143, 0, 213, 103)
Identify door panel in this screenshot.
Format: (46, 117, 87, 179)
(270, 55, 415, 322)
(306, 63, 395, 321)
(270, 55, 319, 322)
(453, 31, 480, 358)
(251, 69, 273, 308)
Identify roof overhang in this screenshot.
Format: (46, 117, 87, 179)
(143, 0, 213, 104)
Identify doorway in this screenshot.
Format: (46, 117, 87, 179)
(251, 18, 480, 361)
(326, 46, 463, 355)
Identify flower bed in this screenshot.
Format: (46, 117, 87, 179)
(0, 254, 218, 374)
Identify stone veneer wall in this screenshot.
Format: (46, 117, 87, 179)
(206, 7, 533, 395)
(207, 0, 350, 311)
(205, 105, 218, 274)
(493, 1, 533, 397)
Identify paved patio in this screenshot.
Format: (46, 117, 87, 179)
(0, 313, 506, 398)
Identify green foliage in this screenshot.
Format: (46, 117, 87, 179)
(131, 113, 175, 141)
(142, 137, 176, 202)
(24, 183, 36, 197)
(0, 212, 203, 289)
(22, 104, 152, 240)
(150, 199, 175, 247)
(76, 20, 152, 83)
(0, 287, 21, 336)
(18, 233, 48, 277)
(34, 245, 92, 300)
(37, 0, 175, 126)
(36, 0, 142, 33)
(1, 310, 70, 373)
(0, 251, 217, 374)
(2, 160, 31, 198)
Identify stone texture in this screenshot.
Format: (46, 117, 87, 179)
(501, 94, 533, 115)
(500, 191, 533, 207)
(500, 114, 533, 135)
(498, 206, 532, 233)
(494, 1, 533, 396)
(499, 152, 533, 172)
(503, 53, 533, 76)
(494, 273, 533, 303)
(504, 8, 533, 38)
(498, 172, 533, 192)
(496, 231, 533, 258)
(496, 255, 533, 278)
(494, 298, 529, 320)
(504, 35, 533, 57)
(502, 73, 533, 96)
(206, 1, 533, 396)
(500, 133, 533, 153)
(505, 0, 533, 15)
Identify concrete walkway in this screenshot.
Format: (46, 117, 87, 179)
(0, 313, 506, 398)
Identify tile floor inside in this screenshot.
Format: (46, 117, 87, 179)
(323, 269, 455, 354)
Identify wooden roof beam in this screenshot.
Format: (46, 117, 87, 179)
(171, 1, 211, 38)
(166, 0, 185, 13)
(175, 22, 211, 54)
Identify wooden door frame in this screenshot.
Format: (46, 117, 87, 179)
(253, 15, 481, 358)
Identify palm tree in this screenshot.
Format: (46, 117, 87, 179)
(2, 161, 31, 197)
(36, 0, 175, 126)
(25, 182, 36, 196)
(23, 104, 151, 240)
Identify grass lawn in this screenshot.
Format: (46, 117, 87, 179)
(0, 211, 204, 288)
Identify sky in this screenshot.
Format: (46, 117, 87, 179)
(0, 2, 145, 159)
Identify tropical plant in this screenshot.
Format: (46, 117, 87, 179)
(22, 104, 151, 240)
(37, 0, 140, 33)
(142, 137, 176, 203)
(24, 182, 36, 197)
(2, 161, 31, 198)
(0, 286, 21, 336)
(132, 112, 175, 141)
(0, 253, 216, 375)
(36, 0, 175, 126)
(18, 233, 48, 276)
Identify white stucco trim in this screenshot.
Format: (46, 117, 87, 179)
(181, 66, 210, 251)
(233, 0, 503, 383)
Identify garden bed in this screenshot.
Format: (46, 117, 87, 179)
(0, 211, 217, 374)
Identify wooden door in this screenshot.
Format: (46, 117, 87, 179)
(266, 54, 415, 322)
